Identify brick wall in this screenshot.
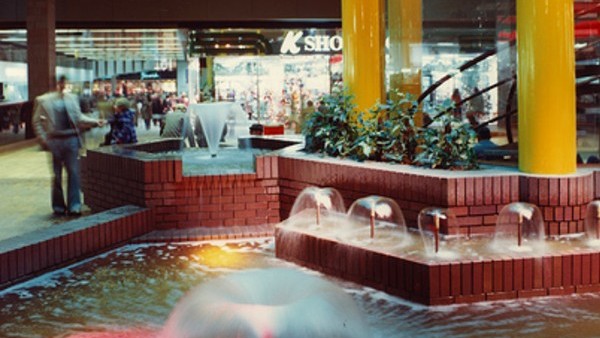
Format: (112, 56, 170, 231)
(82, 144, 281, 230)
(83, 141, 600, 235)
(0, 206, 153, 288)
(277, 154, 599, 236)
(277, 226, 600, 305)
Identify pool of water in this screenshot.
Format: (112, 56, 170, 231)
(280, 211, 595, 261)
(3, 239, 600, 338)
(180, 147, 271, 176)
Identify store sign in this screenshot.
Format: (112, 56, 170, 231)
(141, 71, 160, 80)
(280, 31, 343, 55)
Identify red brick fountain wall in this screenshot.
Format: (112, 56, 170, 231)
(82, 141, 280, 230)
(277, 154, 596, 236)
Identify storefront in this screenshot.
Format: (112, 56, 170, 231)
(190, 28, 343, 131)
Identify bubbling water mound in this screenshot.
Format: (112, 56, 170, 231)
(161, 268, 369, 338)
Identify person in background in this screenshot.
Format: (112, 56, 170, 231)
(451, 88, 462, 119)
(587, 155, 600, 164)
(140, 94, 152, 130)
(468, 87, 485, 126)
(33, 75, 104, 216)
(107, 97, 137, 145)
(299, 100, 316, 133)
(161, 104, 195, 147)
(473, 126, 498, 159)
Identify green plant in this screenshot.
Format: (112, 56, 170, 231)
(347, 92, 420, 164)
(302, 90, 479, 170)
(302, 91, 357, 157)
(415, 99, 478, 169)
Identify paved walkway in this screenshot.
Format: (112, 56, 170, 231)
(0, 123, 164, 242)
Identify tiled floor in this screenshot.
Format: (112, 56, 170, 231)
(0, 122, 165, 243)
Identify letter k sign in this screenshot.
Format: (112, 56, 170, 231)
(280, 31, 303, 54)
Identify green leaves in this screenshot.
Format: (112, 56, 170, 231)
(302, 90, 479, 170)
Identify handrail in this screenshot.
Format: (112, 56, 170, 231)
(416, 41, 515, 105)
(423, 76, 515, 128)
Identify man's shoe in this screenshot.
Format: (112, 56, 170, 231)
(68, 210, 82, 217)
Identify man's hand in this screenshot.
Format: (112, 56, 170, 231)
(97, 119, 106, 127)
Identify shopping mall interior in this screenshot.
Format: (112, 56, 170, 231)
(0, 0, 599, 337)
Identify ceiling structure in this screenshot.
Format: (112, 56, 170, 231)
(0, 28, 188, 61)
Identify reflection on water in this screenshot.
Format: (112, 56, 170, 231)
(2, 239, 600, 337)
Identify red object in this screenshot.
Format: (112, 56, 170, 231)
(263, 125, 284, 135)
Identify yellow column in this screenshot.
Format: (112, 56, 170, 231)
(388, 0, 422, 99)
(517, 0, 576, 174)
(342, 0, 384, 114)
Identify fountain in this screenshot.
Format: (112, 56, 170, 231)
(345, 196, 411, 248)
(188, 102, 233, 157)
(287, 187, 346, 230)
(585, 200, 600, 246)
(160, 268, 370, 338)
(491, 202, 546, 253)
(417, 207, 458, 258)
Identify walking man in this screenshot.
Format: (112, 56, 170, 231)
(33, 76, 104, 216)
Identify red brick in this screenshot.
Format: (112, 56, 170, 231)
(573, 253, 582, 285)
(510, 176, 519, 201)
(576, 284, 600, 294)
(565, 206, 573, 221)
(460, 262, 472, 295)
(548, 286, 575, 296)
(513, 258, 523, 291)
(533, 257, 543, 289)
(0, 253, 8, 284)
(517, 289, 547, 299)
(539, 178, 549, 206)
(555, 207, 564, 221)
(447, 179, 456, 206)
(486, 291, 517, 301)
(493, 260, 503, 292)
(7, 250, 17, 280)
(458, 216, 483, 226)
(474, 177, 484, 205)
(563, 254, 573, 287)
(501, 176, 511, 203)
(455, 294, 486, 304)
(439, 264, 451, 297)
(493, 177, 503, 204)
(465, 178, 474, 206)
(469, 205, 496, 216)
(427, 264, 440, 299)
(429, 297, 454, 306)
(582, 254, 592, 285)
(483, 215, 498, 225)
(573, 177, 585, 205)
(483, 260, 493, 293)
(472, 261, 483, 295)
(528, 178, 539, 205)
(549, 179, 559, 206)
(484, 177, 493, 205)
(456, 178, 465, 206)
(593, 253, 600, 285)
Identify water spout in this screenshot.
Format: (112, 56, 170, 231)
(288, 187, 346, 231)
(492, 202, 545, 253)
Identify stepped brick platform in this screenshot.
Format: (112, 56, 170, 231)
(0, 206, 153, 289)
(276, 227, 600, 305)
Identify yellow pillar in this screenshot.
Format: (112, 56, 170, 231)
(517, 0, 576, 174)
(342, 0, 384, 114)
(388, 0, 422, 100)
